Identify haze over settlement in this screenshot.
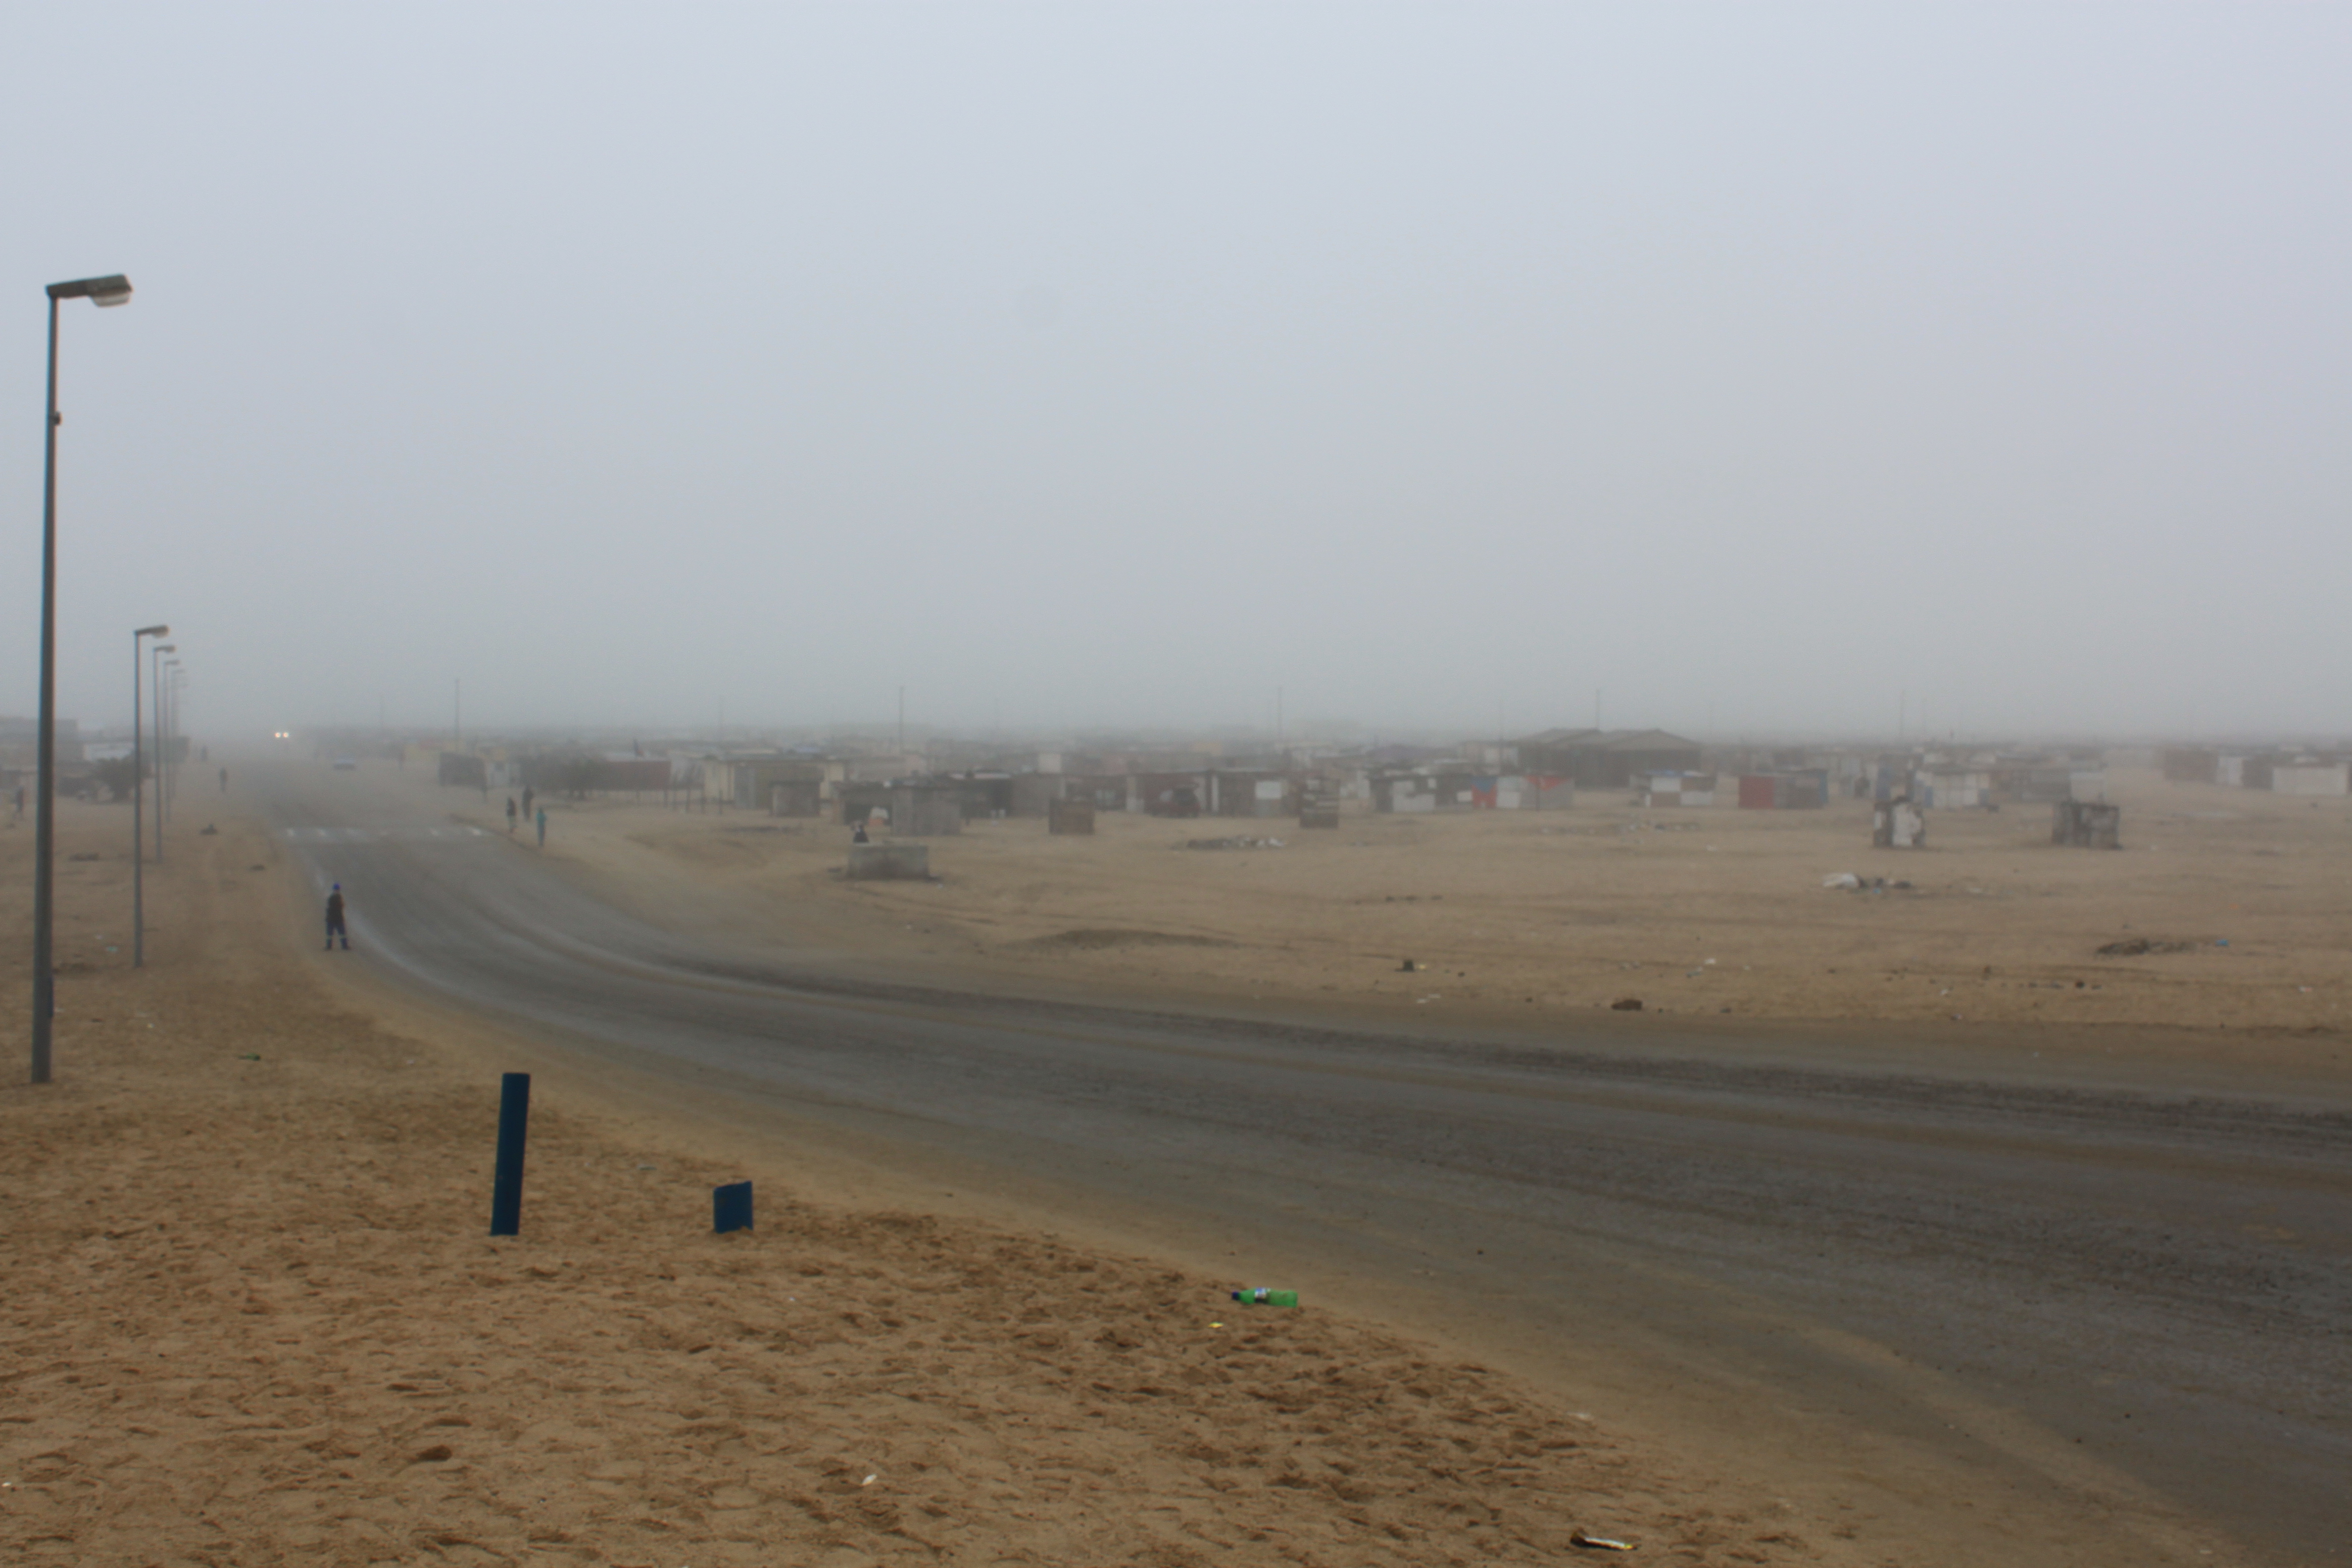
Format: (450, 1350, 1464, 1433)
(11, 13, 2352, 1567)
(6, 4, 2351, 747)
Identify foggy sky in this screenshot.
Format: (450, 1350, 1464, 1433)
(6, 4, 2349, 746)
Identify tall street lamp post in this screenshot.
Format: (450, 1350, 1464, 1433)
(31, 273, 132, 1086)
(172, 663, 188, 816)
(150, 643, 174, 858)
(162, 659, 182, 828)
(132, 624, 168, 967)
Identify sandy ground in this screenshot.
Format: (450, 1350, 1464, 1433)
(0, 803, 1832, 1567)
(482, 768, 2352, 1060)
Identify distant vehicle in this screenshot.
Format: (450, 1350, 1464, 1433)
(332, 757, 358, 771)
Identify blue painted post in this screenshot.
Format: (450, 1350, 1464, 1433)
(490, 1072, 531, 1236)
(713, 1180, 754, 1234)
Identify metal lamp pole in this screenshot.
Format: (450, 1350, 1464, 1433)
(31, 273, 132, 1086)
(132, 625, 168, 967)
(150, 643, 174, 857)
(162, 660, 182, 826)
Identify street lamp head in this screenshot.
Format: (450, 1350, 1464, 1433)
(136, 624, 169, 638)
(155, 643, 176, 654)
(48, 275, 132, 307)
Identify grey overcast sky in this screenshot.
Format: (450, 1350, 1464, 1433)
(6, 4, 2348, 745)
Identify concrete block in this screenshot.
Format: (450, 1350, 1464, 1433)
(848, 843, 931, 880)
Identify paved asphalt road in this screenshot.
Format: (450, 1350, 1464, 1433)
(265, 770, 2350, 1565)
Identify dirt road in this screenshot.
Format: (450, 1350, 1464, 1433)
(249, 758, 2350, 1566)
(5, 804, 1827, 1566)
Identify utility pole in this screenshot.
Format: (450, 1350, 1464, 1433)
(897, 686, 906, 759)
(454, 678, 462, 747)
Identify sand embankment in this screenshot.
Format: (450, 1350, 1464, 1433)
(2, 803, 1828, 1566)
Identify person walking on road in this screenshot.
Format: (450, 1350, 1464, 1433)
(535, 807, 546, 848)
(505, 796, 518, 833)
(522, 785, 535, 820)
(324, 883, 349, 951)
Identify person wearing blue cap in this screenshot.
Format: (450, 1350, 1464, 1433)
(325, 883, 349, 950)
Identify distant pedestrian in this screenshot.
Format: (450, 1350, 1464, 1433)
(505, 796, 518, 833)
(219, 766, 228, 793)
(324, 883, 349, 950)
(522, 785, 535, 820)
(852, 819, 870, 844)
(535, 807, 546, 848)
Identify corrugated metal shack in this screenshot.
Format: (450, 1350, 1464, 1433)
(1915, 768, 1993, 809)
(939, 771, 1017, 819)
(2273, 762, 2350, 796)
(1209, 770, 1299, 818)
(836, 782, 962, 834)
(767, 775, 824, 816)
(1873, 797, 1926, 847)
(1011, 772, 1069, 818)
(1372, 769, 1478, 813)
(705, 756, 829, 812)
(2162, 748, 2219, 784)
(1641, 771, 1715, 807)
(2004, 766, 2080, 804)
(1132, 773, 1207, 817)
(1470, 774, 1573, 810)
(2053, 800, 2122, 848)
(1736, 772, 1829, 809)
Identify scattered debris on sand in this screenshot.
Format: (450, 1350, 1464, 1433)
(2095, 937, 2205, 957)
(1019, 928, 1236, 951)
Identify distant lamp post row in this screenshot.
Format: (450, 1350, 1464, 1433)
(32, 273, 132, 1085)
(132, 625, 168, 967)
(156, 648, 178, 840)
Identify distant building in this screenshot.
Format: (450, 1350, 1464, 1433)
(1515, 729, 1703, 789)
(1640, 771, 1715, 807)
(0, 716, 81, 768)
(2162, 748, 2219, 784)
(2053, 800, 2123, 848)
(2273, 763, 2350, 796)
(1914, 767, 1992, 809)
(1372, 767, 1476, 813)
(1737, 772, 1830, 809)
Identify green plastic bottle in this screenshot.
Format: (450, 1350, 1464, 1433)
(1230, 1287, 1298, 1308)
